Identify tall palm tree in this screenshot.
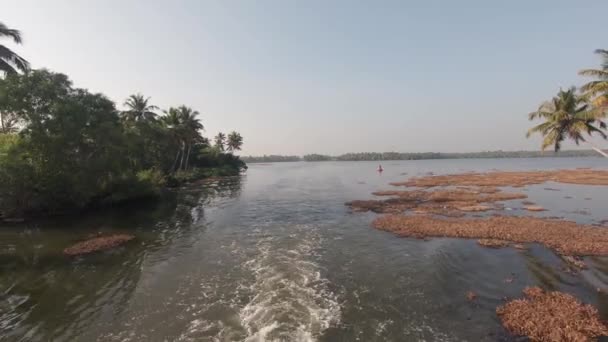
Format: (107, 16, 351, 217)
(226, 131, 243, 152)
(177, 106, 203, 170)
(161, 106, 203, 172)
(214, 132, 226, 151)
(579, 49, 608, 111)
(527, 87, 608, 157)
(122, 94, 158, 122)
(0, 22, 29, 75)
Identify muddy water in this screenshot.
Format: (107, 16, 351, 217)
(1, 158, 608, 341)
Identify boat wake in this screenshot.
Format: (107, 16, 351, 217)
(239, 225, 340, 341)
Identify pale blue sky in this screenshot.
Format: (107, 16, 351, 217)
(3, 0, 607, 155)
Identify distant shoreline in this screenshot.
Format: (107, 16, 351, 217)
(242, 150, 604, 163)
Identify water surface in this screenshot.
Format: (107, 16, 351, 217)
(1, 158, 608, 341)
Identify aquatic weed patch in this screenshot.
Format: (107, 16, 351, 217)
(391, 169, 608, 188)
(496, 287, 608, 341)
(64, 234, 135, 256)
(346, 188, 526, 216)
(372, 215, 608, 256)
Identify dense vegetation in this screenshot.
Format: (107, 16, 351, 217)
(527, 49, 608, 156)
(0, 69, 245, 218)
(0, 23, 245, 218)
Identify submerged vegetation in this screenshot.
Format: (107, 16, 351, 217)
(0, 26, 246, 219)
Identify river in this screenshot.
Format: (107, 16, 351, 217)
(1, 158, 608, 341)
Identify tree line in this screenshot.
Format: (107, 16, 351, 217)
(241, 150, 599, 163)
(0, 22, 246, 218)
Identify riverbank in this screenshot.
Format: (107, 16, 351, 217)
(0, 165, 245, 222)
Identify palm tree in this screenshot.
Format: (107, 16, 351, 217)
(527, 87, 608, 157)
(177, 106, 203, 170)
(122, 94, 158, 122)
(226, 131, 243, 152)
(214, 132, 226, 151)
(161, 107, 184, 172)
(0, 22, 29, 75)
(579, 49, 608, 111)
(161, 106, 203, 172)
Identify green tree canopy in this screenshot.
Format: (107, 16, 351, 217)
(226, 131, 243, 152)
(122, 93, 158, 123)
(527, 87, 607, 156)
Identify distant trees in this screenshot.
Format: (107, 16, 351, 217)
(0, 22, 29, 74)
(303, 154, 333, 161)
(241, 155, 302, 163)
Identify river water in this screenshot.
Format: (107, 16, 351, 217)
(1, 158, 608, 341)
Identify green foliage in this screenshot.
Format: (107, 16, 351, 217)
(122, 93, 158, 123)
(579, 49, 608, 107)
(0, 70, 246, 218)
(227, 131, 243, 152)
(527, 87, 607, 152)
(214, 132, 226, 151)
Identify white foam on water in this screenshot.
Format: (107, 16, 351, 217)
(239, 226, 341, 342)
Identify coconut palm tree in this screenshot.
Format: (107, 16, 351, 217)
(214, 132, 226, 151)
(226, 131, 243, 152)
(122, 94, 158, 122)
(161, 106, 203, 172)
(579, 49, 608, 110)
(527, 87, 608, 157)
(161, 107, 185, 172)
(177, 106, 203, 170)
(0, 22, 29, 75)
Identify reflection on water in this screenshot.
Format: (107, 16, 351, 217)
(0, 159, 608, 341)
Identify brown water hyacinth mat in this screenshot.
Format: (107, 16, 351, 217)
(477, 239, 511, 248)
(64, 234, 135, 256)
(523, 205, 546, 212)
(372, 215, 608, 256)
(391, 169, 608, 188)
(497, 287, 608, 341)
(346, 188, 526, 216)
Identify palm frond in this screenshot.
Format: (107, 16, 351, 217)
(0, 58, 17, 74)
(578, 69, 608, 78)
(0, 45, 29, 72)
(0, 22, 22, 44)
(586, 124, 608, 139)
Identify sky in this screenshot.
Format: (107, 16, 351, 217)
(3, 0, 608, 155)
